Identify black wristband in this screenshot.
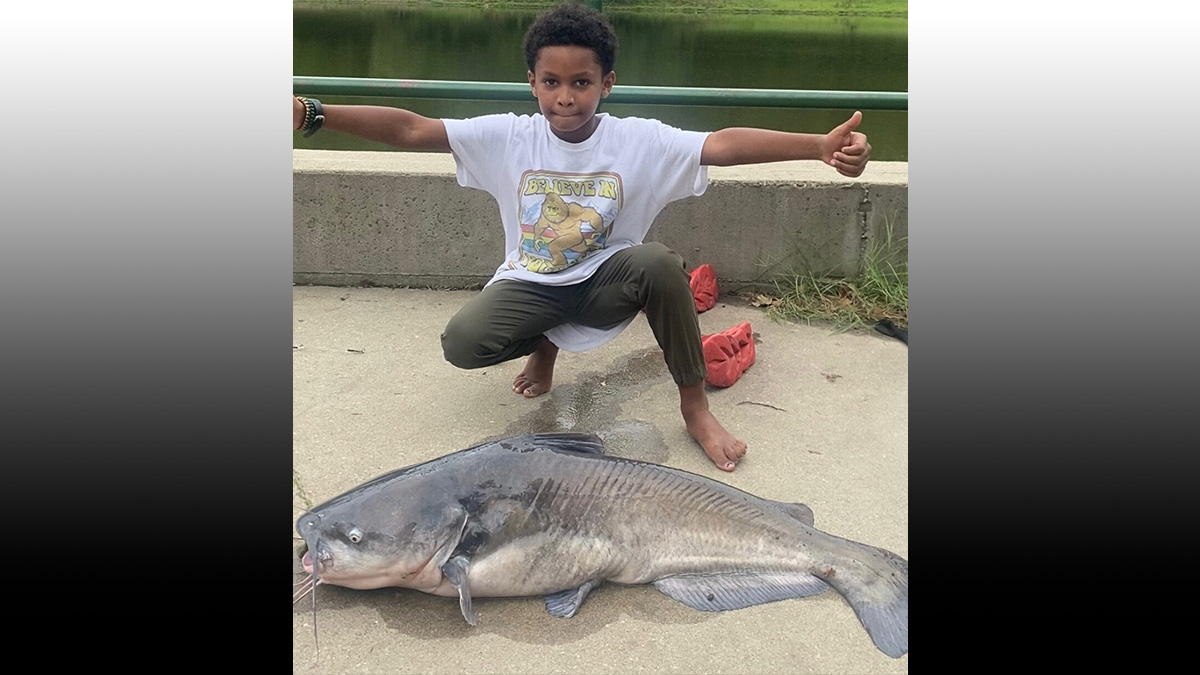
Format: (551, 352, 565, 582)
(299, 97, 324, 137)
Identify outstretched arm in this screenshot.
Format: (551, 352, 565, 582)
(293, 97, 451, 152)
(700, 111, 871, 177)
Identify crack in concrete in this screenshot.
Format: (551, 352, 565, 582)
(856, 184, 873, 276)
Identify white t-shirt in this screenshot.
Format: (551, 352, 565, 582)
(441, 112, 710, 351)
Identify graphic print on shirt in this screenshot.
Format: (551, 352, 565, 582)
(513, 170, 623, 274)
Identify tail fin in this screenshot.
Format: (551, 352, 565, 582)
(820, 541, 908, 658)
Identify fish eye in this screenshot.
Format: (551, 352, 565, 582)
(348, 527, 363, 544)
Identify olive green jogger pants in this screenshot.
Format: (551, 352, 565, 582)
(440, 242, 707, 387)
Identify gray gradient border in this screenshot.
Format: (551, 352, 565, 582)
(3, 1, 1196, 651)
(0, 3, 293, 581)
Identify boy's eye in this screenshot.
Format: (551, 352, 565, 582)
(576, 80, 590, 86)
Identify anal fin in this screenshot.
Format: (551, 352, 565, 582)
(653, 572, 829, 612)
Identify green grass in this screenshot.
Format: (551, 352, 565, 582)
(601, 0, 906, 14)
(749, 215, 908, 332)
(295, 1, 908, 17)
(293, 469, 314, 512)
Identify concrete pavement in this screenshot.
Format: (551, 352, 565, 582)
(292, 285, 908, 674)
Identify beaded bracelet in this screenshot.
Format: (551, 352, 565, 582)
(297, 96, 325, 137)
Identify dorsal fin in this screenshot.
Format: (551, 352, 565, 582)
(496, 432, 607, 455)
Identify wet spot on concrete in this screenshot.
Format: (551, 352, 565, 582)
(501, 347, 670, 463)
(595, 421, 669, 464)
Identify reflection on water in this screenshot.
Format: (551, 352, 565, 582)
(294, 6, 907, 161)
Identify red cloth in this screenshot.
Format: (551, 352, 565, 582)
(702, 321, 756, 387)
(689, 264, 718, 313)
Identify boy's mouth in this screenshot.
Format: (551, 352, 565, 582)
(551, 114, 583, 127)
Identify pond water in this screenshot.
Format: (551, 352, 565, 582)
(294, 6, 907, 160)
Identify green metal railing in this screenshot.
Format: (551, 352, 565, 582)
(293, 76, 908, 111)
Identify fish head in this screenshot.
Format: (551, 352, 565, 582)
(296, 485, 466, 591)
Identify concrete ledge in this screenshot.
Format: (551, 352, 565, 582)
(293, 150, 907, 290)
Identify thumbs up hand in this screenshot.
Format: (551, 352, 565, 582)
(822, 111, 872, 178)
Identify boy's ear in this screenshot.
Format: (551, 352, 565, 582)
(602, 71, 616, 98)
(528, 70, 536, 95)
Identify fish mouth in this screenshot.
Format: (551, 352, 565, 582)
(302, 539, 333, 575)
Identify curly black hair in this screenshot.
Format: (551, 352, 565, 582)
(523, 2, 618, 74)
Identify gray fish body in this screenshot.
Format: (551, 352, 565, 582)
(296, 433, 908, 658)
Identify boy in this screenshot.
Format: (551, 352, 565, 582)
(292, 1, 871, 472)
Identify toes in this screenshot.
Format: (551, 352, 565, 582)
(523, 383, 550, 398)
(723, 441, 747, 467)
(697, 440, 735, 471)
(712, 447, 737, 471)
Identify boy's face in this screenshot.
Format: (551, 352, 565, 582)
(527, 45, 615, 143)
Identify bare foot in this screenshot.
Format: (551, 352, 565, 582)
(680, 383, 747, 471)
(513, 337, 559, 398)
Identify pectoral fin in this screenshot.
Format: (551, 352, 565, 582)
(440, 555, 478, 626)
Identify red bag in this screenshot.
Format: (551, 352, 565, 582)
(702, 321, 756, 387)
(689, 264, 718, 313)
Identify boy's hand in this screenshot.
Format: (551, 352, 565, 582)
(822, 111, 871, 178)
(294, 96, 303, 131)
